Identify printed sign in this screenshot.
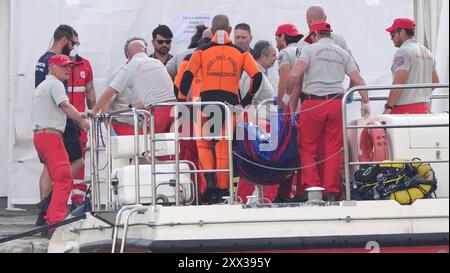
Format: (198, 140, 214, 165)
(172, 13, 214, 43)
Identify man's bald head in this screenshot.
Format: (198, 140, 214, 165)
(307, 5, 327, 27)
(124, 37, 148, 60)
(125, 39, 147, 60)
(211, 14, 232, 34)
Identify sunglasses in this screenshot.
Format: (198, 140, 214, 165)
(390, 29, 400, 38)
(156, 39, 172, 45)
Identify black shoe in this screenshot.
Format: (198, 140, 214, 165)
(36, 212, 47, 226)
(273, 195, 288, 204)
(216, 189, 230, 204)
(36, 192, 52, 211)
(200, 188, 219, 204)
(207, 191, 220, 205)
(36, 193, 52, 226)
(201, 174, 219, 204)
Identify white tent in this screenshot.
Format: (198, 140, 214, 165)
(415, 0, 450, 112)
(0, 0, 448, 207)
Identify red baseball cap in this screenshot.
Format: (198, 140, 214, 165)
(48, 55, 74, 67)
(305, 21, 333, 44)
(386, 18, 416, 32)
(275, 23, 303, 37)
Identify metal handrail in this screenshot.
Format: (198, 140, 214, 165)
(106, 109, 151, 209)
(111, 204, 142, 253)
(352, 94, 449, 102)
(342, 83, 449, 202)
(89, 109, 151, 211)
(91, 104, 224, 211)
(149, 101, 235, 206)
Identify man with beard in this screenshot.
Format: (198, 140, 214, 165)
(384, 18, 439, 114)
(150, 25, 174, 65)
(237, 40, 279, 205)
(67, 31, 97, 210)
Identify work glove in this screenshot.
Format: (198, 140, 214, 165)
(361, 102, 371, 118)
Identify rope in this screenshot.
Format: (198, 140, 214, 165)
(229, 93, 346, 118)
(0, 214, 87, 244)
(233, 148, 344, 172)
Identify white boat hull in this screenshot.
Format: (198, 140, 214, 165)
(48, 199, 449, 253)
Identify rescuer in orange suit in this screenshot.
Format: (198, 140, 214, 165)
(180, 15, 263, 204)
(173, 30, 213, 199)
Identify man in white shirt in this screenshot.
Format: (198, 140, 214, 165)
(32, 55, 89, 227)
(285, 22, 370, 201)
(275, 24, 304, 108)
(240, 40, 277, 107)
(384, 18, 440, 114)
(91, 38, 176, 134)
(237, 40, 279, 204)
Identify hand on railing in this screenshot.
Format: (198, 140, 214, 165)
(361, 102, 371, 118)
(79, 118, 91, 131)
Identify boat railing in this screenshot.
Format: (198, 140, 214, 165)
(342, 83, 449, 203)
(89, 101, 235, 211)
(149, 102, 235, 206)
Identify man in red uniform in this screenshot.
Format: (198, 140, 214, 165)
(32, 55, 90, 230)
(68, 31, 97, 208)
(384, 18, 440, 115)
(285, 22, 370, 201)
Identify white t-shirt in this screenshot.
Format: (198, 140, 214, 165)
(278, 43, 299, 70)
(165, 48, 196, 79)
(298, 38, 357, 96)
(240, 64, 274, 106)
(391, 39, 436, 106)
(32, 75, 69, 132)
(110, 52, 176, 108)
(107, 65, 142, 125)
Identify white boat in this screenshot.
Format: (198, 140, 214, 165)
(48, 84, 449, 253)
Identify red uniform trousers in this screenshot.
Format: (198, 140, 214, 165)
(237, 179, 280, 204)
(34, 132, 73, 225)
(112, 122, 144, 136)
(392, 103, 430, 114)
(298, 100, 343, 196)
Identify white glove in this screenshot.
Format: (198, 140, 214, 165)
(361, 102, 371, 118)
(282, 94, 291, 106)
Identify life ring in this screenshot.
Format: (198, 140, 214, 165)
(358, 121, 389, 162)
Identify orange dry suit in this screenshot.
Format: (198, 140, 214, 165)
(175, 55, 201, 102)
(180, 30, 262, 192)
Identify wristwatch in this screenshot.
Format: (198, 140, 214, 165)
(384, 103, 394, 110)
